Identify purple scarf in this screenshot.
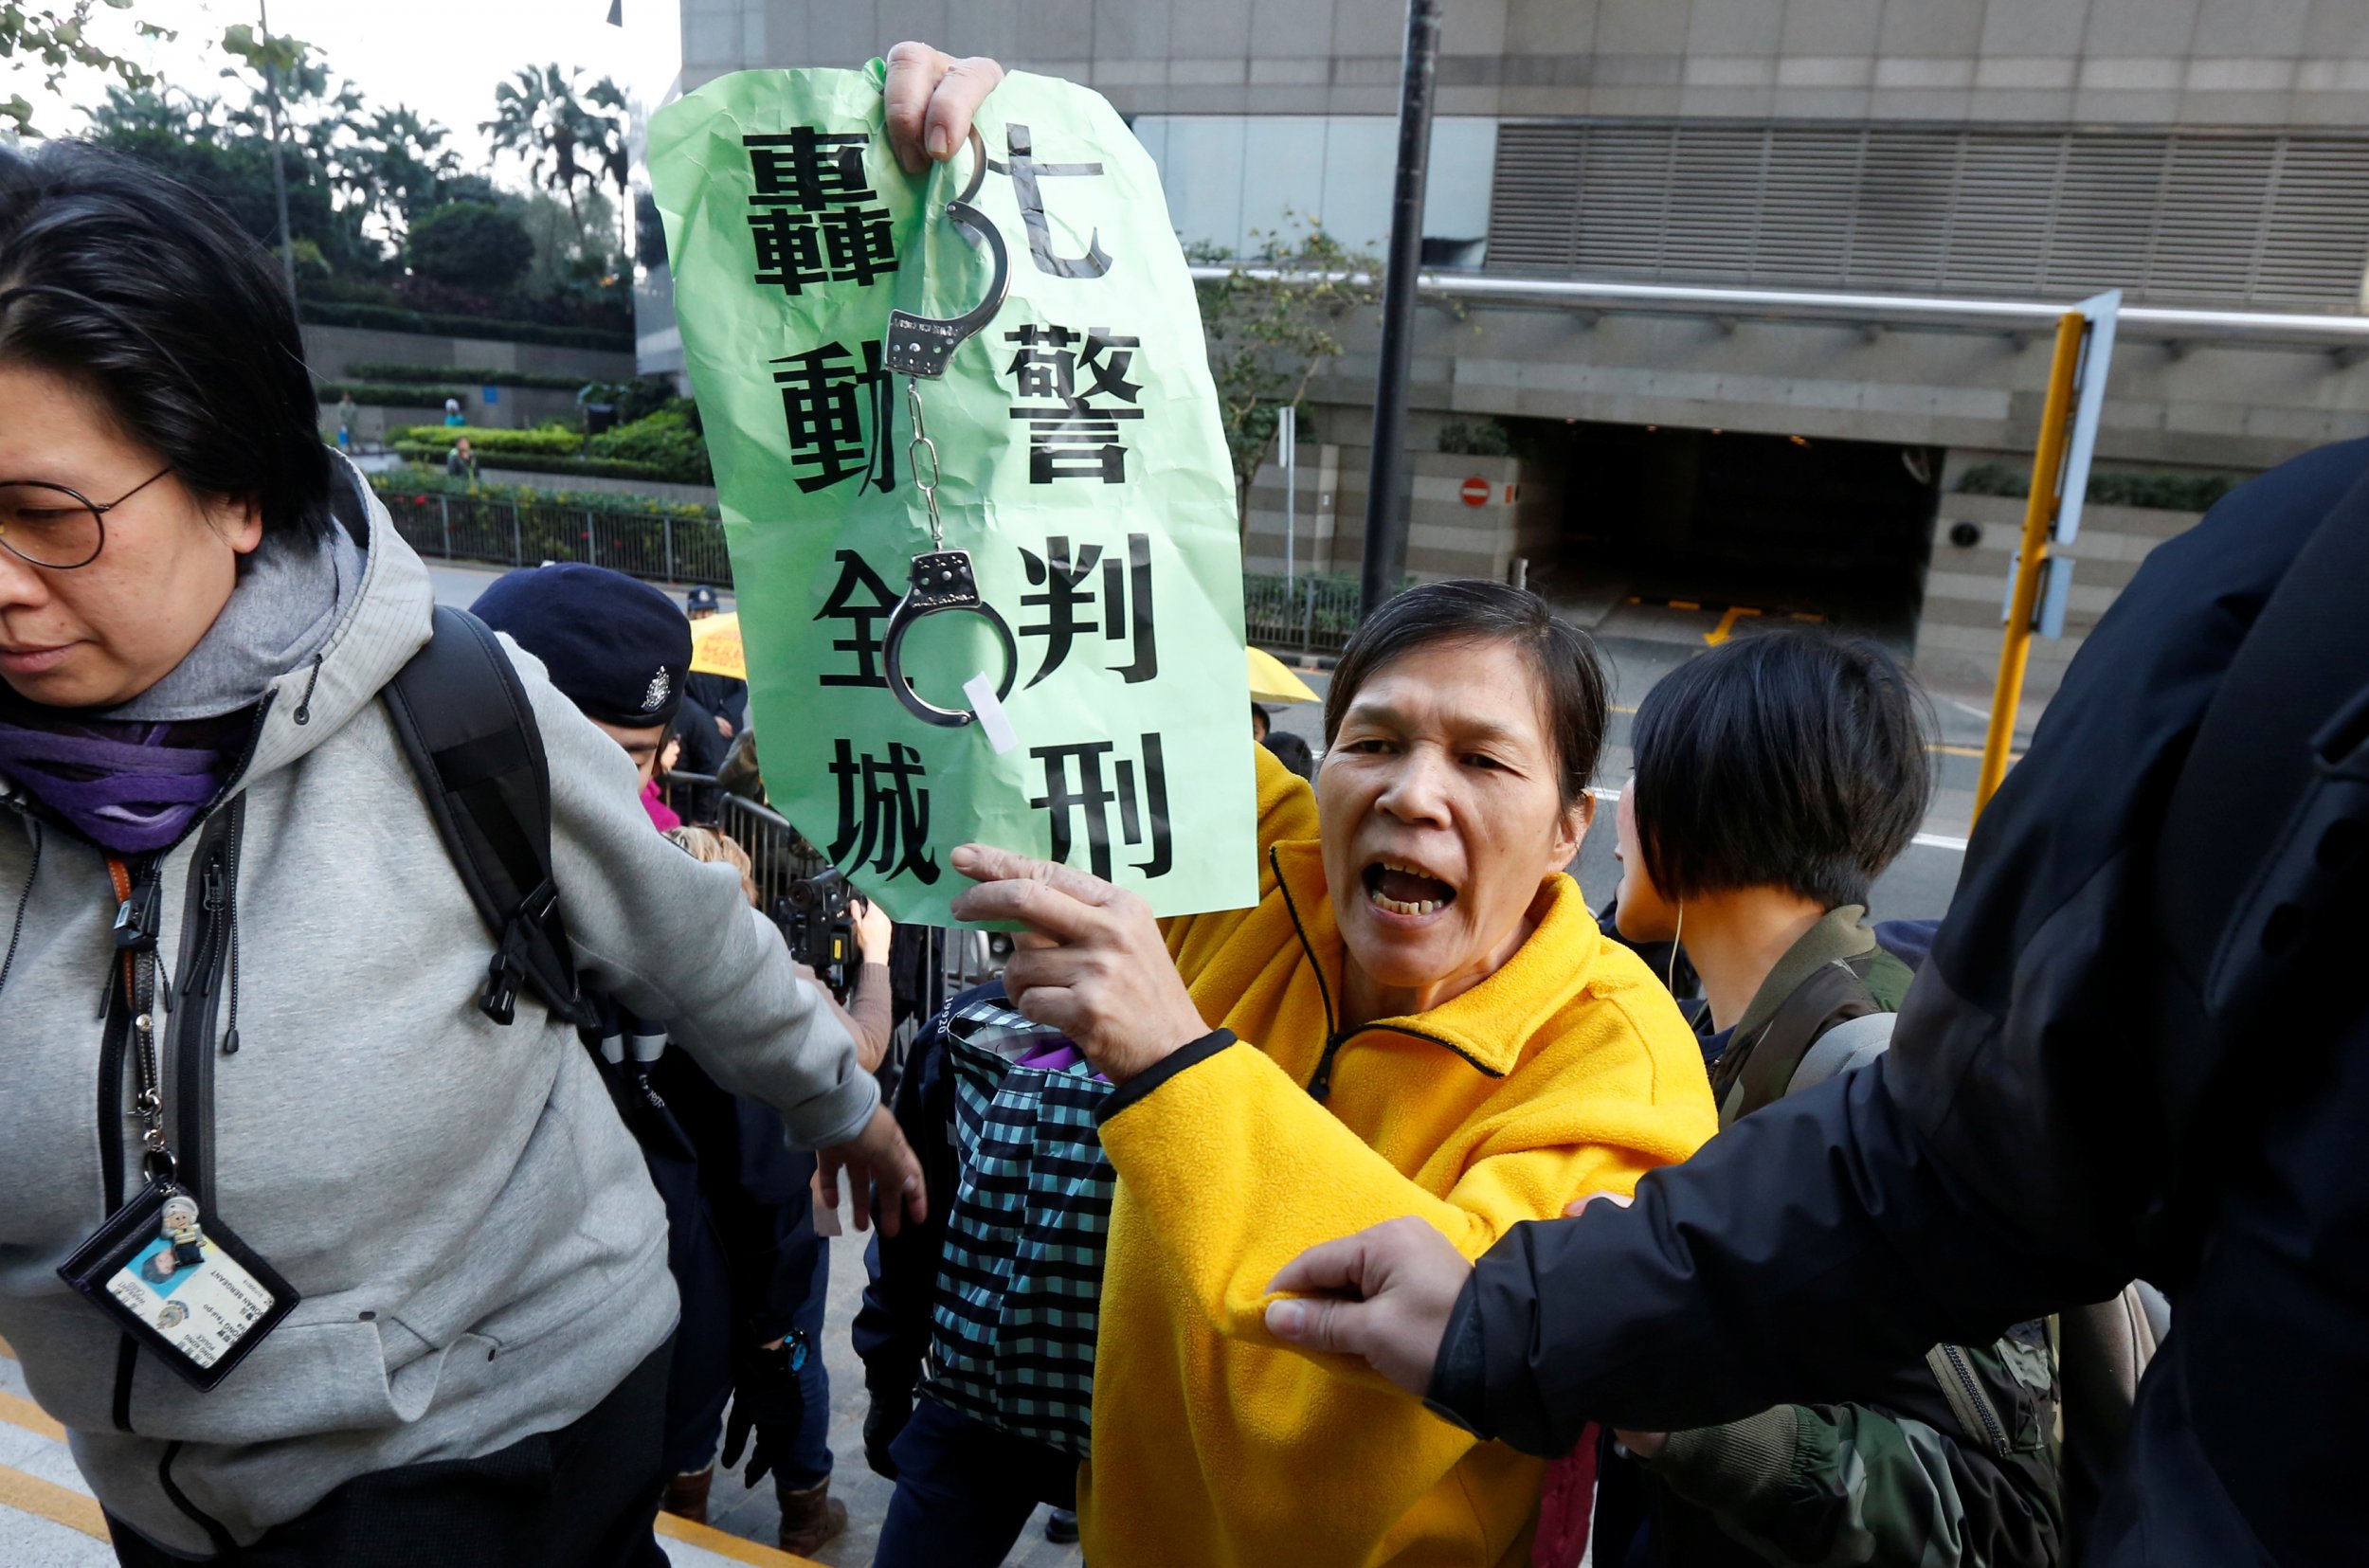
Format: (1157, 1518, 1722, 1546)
(0, 710, 248, 854)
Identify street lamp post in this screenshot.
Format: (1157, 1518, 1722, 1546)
(1359, 0, 1442, 621)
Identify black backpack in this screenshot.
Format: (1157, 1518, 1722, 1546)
(380, 604, 596, 1031)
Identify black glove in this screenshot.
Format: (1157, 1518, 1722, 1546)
(864, 1392, 913, 1480)
(722, 1334, 807, 1490)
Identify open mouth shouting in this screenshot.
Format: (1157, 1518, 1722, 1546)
(1362, 856, 1459, 920)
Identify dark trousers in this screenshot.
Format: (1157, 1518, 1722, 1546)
(873, 1395, 1077, 1568)
(109, 1340, 672, 1568)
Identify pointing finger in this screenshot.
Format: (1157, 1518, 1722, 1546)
(949, 875, 1099, 944)
(951, 842, 1118, 904)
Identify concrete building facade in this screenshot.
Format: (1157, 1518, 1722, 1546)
(642, 0, 2369, 695)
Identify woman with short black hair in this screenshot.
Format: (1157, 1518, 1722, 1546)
(1593, 628, 2065, 1568)
(0, 59, 1001, 1562)
(949, 579, 1720, 1567)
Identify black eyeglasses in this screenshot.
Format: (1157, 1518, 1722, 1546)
(0, 466, 172, 570)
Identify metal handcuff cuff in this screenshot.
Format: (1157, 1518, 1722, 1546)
(878, 126, 1018, 730)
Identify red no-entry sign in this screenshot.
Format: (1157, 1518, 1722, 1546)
(1459, 476, 1491, 507)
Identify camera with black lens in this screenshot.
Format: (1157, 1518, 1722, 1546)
(780, 869, 858, 999)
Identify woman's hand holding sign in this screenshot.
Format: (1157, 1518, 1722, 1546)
(950, 843, 1212, 1084)
(882, 40, 1005, 172)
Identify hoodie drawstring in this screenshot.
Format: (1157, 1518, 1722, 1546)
(0, 820, 40, 1003)
(292, 652, 325, 726)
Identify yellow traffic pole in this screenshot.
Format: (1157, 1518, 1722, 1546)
(1973, 310, 2087, 823)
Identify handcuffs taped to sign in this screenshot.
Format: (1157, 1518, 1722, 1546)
(878, 127, 1018, 730)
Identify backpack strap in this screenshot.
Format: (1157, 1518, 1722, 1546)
(382, 605, 593, 1028)
(1787, 1009, 1896, 1095)
(1718, 959, 1880, 1120)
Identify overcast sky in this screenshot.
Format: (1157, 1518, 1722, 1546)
(19, 0, 683, 175)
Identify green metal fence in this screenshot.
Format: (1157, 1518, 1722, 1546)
(377, 489, 734, 587)
(386, 492, 1373, 655)
(1243, 572, 1365, 655)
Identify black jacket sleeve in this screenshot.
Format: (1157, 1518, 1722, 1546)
(1435, 440, 2368, 1460)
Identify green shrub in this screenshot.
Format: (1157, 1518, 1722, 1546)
(1953, 462, 2025, 496)
(298, 300, 631, 351)
(316, 382, 469, 406)
(1437, 419, 1512, 457)
(407, 202, 536, 294)
(393, 444, 677, 483)
(345, 362, 604, 391)
(579, 377, 685, 426)
(389, 423, 586, 456)
(585, 408, 712, 485)
(370, 464, 717, 519)
(1955, 461, 2247, 513)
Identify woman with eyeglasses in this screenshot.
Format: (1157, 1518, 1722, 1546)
(0, 46, 997, 1568)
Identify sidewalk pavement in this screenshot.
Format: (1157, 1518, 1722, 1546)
(0, 1336, 823, 1568)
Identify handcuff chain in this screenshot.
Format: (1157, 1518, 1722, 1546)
(905, 379, 945, 552)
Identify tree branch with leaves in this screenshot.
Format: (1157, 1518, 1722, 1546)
(0, 0, 169, 135)
(1191, 222, 1383, 540)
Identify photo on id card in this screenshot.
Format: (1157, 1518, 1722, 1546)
(59, 1181, 298, 1391)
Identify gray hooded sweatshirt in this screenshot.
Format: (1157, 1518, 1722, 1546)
(0, 479, 877, 1555)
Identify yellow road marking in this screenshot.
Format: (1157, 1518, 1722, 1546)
(0, 1371, 823, 1563)
(0, 1461, 108, 1542)
(0, 1391, 63, 1443)
(1704, 605, 1762, 645)
(655, 1510, 826, 1567)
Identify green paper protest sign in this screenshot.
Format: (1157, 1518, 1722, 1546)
(649, 66, 1256, 923)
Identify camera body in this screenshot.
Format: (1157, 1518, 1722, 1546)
(780, 869, 857, 1000)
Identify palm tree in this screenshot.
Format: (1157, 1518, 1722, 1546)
(481, 63, 605, 233)
(584, 76, 633, 259)
(351, 104, 460, 245)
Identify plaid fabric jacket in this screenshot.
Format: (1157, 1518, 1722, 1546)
(922, 992, 1112, 1457)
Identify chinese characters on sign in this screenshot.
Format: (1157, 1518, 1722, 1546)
(1029, 733, 1172, 881)
(1019, 534, 1157, 686)
(1002, 122, 1112, 279)
(1005, 325, 1144, 483)
(652, 70, 1254, 919)
(829, 738, 939, 884)
(745, 127, 899, 295)
(812, 549, 898, 687)
(771, 339, 896, 494)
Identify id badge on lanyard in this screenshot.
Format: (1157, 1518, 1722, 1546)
(55, 856, 298, 1392)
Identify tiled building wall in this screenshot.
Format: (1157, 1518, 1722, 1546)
(679, 1, 2369, 127)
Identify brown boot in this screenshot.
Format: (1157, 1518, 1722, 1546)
(660, 1466, 714, 1525)
(776, 1479, 849, 1557)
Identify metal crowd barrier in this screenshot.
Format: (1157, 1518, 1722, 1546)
(660, 771, 1000, 1004)
(377, 489, 733, 587)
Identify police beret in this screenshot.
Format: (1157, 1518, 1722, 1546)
(686, 584, 722, 613)
(473, 563, 692, 730)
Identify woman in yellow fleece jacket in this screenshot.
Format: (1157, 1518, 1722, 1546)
(950, 581, 1717, 1567)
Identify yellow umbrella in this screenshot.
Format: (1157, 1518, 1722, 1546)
(688, 611, 746, 679)
(1248, 645, 1319, 706)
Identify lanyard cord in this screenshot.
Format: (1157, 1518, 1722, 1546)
(103, 856, 171, 1178)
